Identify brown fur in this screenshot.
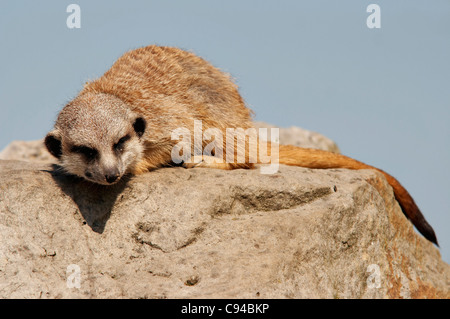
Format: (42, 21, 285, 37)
(46, 45, 438, 245)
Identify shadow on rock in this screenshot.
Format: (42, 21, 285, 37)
(44, 164, 130, 233)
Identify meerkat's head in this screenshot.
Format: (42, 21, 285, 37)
(45, 93, 146, 185)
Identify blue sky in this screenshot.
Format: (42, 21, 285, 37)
(0, 1, 449, 262)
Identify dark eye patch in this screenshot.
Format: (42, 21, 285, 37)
(113, 134, 130, 152)
(71, 145, 99, 161)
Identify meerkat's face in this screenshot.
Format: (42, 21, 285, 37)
(45, 94, 146, 185)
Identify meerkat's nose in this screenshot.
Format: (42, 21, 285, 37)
(105, 175, 119, 184)
(104, 168, 120, 184)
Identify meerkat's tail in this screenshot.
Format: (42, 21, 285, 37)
(276, 144, 438, 246)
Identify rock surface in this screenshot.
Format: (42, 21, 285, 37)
(0, 159, 448, 299)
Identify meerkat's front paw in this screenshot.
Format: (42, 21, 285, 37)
(182, 155, 233, 170)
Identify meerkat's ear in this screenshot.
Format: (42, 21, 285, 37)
(44, 129, 63, 159)
(133, 117, 146, 138)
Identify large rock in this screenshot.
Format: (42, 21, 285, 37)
(0, 159, 448, 299)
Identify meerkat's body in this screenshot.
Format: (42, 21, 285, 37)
(45, 45, 438, 245)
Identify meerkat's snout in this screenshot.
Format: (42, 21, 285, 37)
(104, 167, 120, 184)
(85, 162, 121, 185)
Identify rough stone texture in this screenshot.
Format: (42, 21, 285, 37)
(0, 159, 448, 299)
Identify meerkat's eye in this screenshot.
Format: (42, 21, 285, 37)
(71, 145, 99, 161)
(113, 134, 130, 152)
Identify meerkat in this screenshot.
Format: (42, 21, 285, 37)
(44, 45, 438, 245)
